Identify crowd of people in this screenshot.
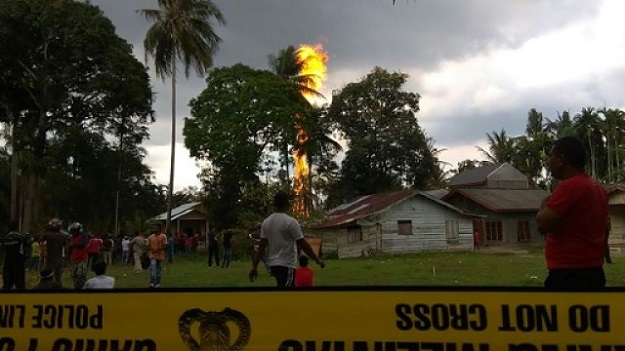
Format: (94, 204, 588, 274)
(0, 136, 614, 291)
(0, 216, 273, 290)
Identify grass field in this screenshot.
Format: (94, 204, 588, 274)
(16, 246, 625, 289)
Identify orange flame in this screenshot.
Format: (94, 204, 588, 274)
(293, 44, 328, 217)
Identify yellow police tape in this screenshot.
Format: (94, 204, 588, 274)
(0, 289, 623, 350)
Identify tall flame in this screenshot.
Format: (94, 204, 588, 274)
(293, 44, 328, 217)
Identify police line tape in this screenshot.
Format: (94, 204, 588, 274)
(0, 288, 623, 351)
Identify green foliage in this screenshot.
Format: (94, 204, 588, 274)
(185, 64, 310, 229)
(325, 67, 436, 206)
(0, 0, 156, 232)
(468, 106, 625, 188)
(30, 246, 625, 288)
(138, 0, 225, 79)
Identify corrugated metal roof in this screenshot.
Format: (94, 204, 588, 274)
(153, 202, 204, 221)
(308, 189, 479, 229)
(423, 188, 449, 199)
(445, 188, 549, 212)
(447, 163, 501, 187)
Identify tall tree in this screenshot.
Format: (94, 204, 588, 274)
(599, 108, 625, 182)
(138, 0, 225, 234)
(514, 108, 550, 187)
(326, 67, 435, 204)
(545, 111, 575, 139)
(573, 107, 602, 179)
(0, 0, 154, 232)
(476, 129, 516, 164)
(267, 45, 330, 194)
(184, 64, 309, 229)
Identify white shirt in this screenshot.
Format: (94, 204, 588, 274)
(83, 275, 115, 289)
(121, 239, 130, 251)
(260, 212, 304, 268)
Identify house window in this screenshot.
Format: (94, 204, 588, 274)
(398, 220, 413, 235)
(485, 221, 503, 242)
(445, 220, 459, 241)
(517, 220, 531, 242)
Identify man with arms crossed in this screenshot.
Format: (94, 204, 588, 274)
(249, 191, 325, 288)
(537, 136, 609, 289)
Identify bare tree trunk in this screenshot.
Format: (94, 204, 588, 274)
(165, 57, 177, 235)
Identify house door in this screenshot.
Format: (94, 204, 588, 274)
(473, 219, 484, 245)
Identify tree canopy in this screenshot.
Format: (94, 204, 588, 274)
(184, 64, 310, 228)
(325, 67, 436, 206)
(0, 0, 156, 232)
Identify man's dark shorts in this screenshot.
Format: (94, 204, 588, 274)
(269, 266, 295, 288)
(545, 266, 606, 290)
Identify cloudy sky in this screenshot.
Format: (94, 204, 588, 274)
(92, 0, 625, 191)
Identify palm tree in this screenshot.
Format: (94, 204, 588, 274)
(138, 0, 225, 235)
(476, 129, 516, 164)
(268, 45, 325, 182)
(574, 107, 601, 178)
(546, 111, 575, 139)
(599, 108, 625, 182)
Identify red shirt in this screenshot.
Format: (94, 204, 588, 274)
(87, 238, 103, 254)
(295, 266, 314, 287)
(70, 234, 89, 263)
(545, 173, 608, 270)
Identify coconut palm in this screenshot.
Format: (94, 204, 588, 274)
(138, 0, 224, 234)
(573, 107, 602, 178)
(599, 108, 625, 182)
(545, 111, 575, 139)
(268, 45, 326, 182)
(476, 129, 516, 164)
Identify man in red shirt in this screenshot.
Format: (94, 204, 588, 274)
(68, 222, 89, 290)
(537, 136, 609, 290)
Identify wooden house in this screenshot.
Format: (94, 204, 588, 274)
(606, 185, 625, 254)
(305, 189, 480, 258)
(442, 163, 549, 246)
(152, 202, 210, 237)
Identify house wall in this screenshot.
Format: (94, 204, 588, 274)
(175, 211, 208, 237)
(306, 227, 376, 259)
(377, 196, 473, 253)
(445, 196, 542, 245)
(608, 204, 625, 254)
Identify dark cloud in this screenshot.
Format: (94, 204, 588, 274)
(89, 0, 616, 186)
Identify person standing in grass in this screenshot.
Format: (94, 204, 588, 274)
(30, 236, 41, 272)
(43, 218, 68, 287)
(147, 223, 167, 288)
(68, 222, 89, 290)
(249, 191, 325, 288)
(221, 229, 233, 268)
(207, 229, 219, 268)
(537, 136, 609, 290)
(294, 255, 314, 287)
(2, 221, 26, 290)
(131, 231, 147, 273)
(167, 233, 175, 264)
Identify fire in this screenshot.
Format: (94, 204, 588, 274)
(293, 44, 328, 217)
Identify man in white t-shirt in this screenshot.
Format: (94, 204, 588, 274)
(249, 191, 325, 288)
(83, 261, 115, 289)
(121, 236, 131, 264)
